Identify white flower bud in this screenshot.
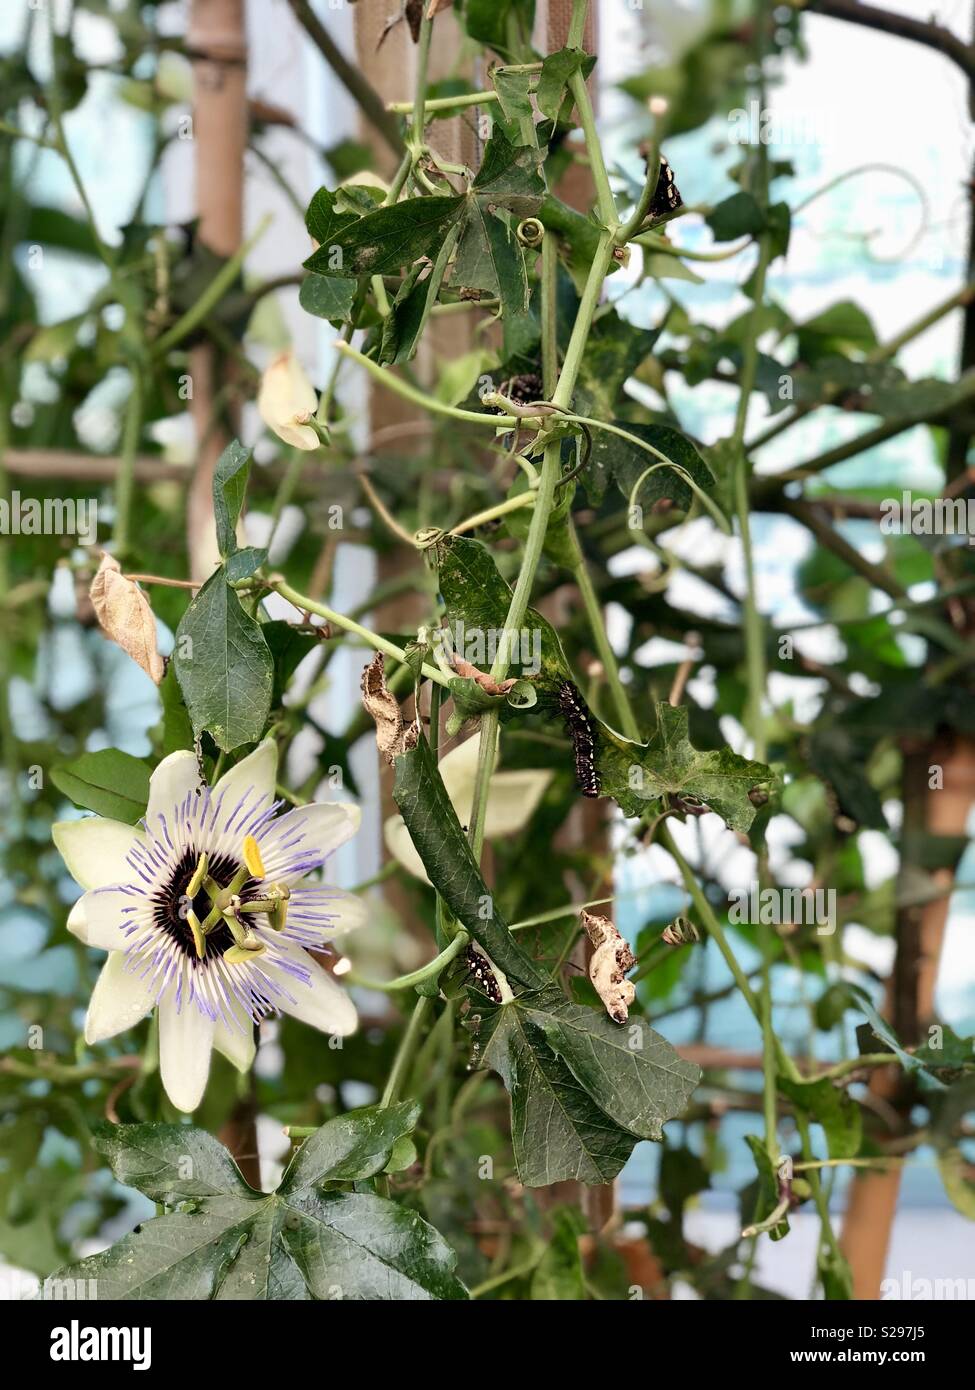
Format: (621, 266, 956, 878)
(258, 352, 320, 450)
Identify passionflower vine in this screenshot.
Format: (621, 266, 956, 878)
(53, 740, 364, 1112)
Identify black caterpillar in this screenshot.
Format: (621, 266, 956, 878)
(648, 154, 682, 221)
(465, 946, 502, 1004)
(557, 680, 601, 799)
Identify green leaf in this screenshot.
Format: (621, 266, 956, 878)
(574, 308, 663, 423)
(157, 663, 195, 756)
(453, 131, 545, 357)
(391, 736, 546, 990)
(53, 1111, 467, 1300)
(600, 702, 771, 832)
(298, 272, 356, 324)
(285, 1103, 420, 1188)
(51, 749, 150, 825)
(535, 47, 595, 122)
(304, 196, 465, 278)
(304, 186, 360, 245)
(519, 990, 702, 1140)
(479, 1001, 639, 1185)
(779, 1076, 861, 1160)
(491, 66, 535, 135)
(504, 469, 575, 566)
(462, 0, 537, 62)
(263, 620, 320, 707)
(806, 728, 887, 830)
(706, 190, 765, 241)
(480, 986, 699, 1185)
(589, 420, 716, 512)
(212, 439, 252, 559)
(435, 538, 770, 832)
(796, 302, 878, 363)
(174, 572, 273, 753)
(835, 983, 951, 1087)
(930, 1077, 975, 1219)
(223, 546, 267, 582)
(436, 534, 572, 688)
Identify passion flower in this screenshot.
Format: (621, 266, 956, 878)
(54, 740, 365, 1111)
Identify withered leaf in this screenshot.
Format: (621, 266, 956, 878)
(361, 652, 418, 764)
(89, 553, 165, 685)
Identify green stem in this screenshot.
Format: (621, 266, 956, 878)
(411, 11, 433, 148)
(616, 140, 660, 244)
(567, 76, 616, 230)
(732, 0, 777, 1168)
(334, 341, 518, 426)
(111, 371, 143, 554)
(466, 715, 497, 856)
(267, 576, 449, 686)
(390, 90, 499, 114)
(346, 931, 469, 992)
(568, 523, 640, 740)
(451, 490, 535, 535)
(380, 995, 434, 1107)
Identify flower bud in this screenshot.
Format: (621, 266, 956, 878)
(258, 352, 320, 450)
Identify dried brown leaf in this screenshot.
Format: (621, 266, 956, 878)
(361, 652, 418, 763)
(89, 553, 164, 685)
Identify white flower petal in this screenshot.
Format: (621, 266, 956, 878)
(265, 938, 357, 1036)
(146, 749, 203, 828)
(213, 1009, 256, 1073)
(84, 952, 157, 1044)
(384, 812, 429, 884)
(382, 748, 552, 883)
(284, 885, 369, 949)
(158, 994, 215, 1112)
(258, 801, 361, 881)
(482, 769, 554, 839)
(213, 738, 278, 815)
(438, 733, 495, 813)
(53, 818, 145, 891)
(314, 886, 368, 937)
(74, 887, 142, 952)
(67, 896, 88, 944)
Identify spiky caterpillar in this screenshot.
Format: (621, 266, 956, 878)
(557, 680, 600, 799)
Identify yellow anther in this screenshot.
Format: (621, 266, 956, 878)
(185, 908, 207, 960)
(186, 852, 209, 899)
(242, 834, 266, 880)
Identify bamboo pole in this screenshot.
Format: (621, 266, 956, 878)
(186, 0, 248, 583)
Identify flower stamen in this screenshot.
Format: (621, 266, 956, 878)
(243, 834, 266, 880)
